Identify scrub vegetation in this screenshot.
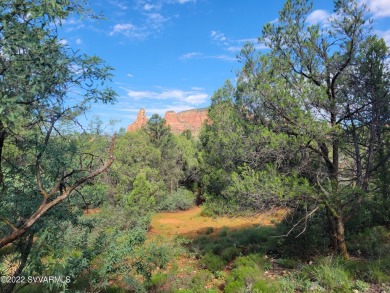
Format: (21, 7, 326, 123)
(0, 0, 389, 292)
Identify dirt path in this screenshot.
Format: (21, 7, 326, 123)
(148, 206, 285, 239)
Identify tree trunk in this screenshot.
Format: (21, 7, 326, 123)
(336, 216, 349, 260)
(2, 233, 34, 293)
(325, 206, 349, 259)
(326, 207, 338, 252)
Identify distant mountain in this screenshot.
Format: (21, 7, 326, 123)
(127, 108, 209, 136)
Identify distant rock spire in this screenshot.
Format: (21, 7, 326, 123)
(127, 108, 208, 136)
(126, 108, 148, 132)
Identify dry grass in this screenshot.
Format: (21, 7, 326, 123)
(148, 206, 286, 239)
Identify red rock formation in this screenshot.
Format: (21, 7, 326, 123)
(126, 108, 208, 136)
(126, 108, 148, 132)
(165, 109, 209, 136)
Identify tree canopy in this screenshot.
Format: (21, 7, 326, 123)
(0, 1, 117, 291)
(200, 0, 390, 259)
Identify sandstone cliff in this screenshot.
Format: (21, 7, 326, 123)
(126, 108, 208, 136)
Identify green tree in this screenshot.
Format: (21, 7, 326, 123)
(201, 0, 389, 259)
(176, 134, 200, 191)
(0, 1, 116, 290)
(145, 114, 185, 192)
(146, 114, 171, 147)
(110, 131, 162, 203)
(125, 166, 165, 214)
(235, 0, 389, 258)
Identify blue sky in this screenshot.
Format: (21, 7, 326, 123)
(57, 0, 390, 131)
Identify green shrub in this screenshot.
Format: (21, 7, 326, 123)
(158, 188, 196, 211)
(278, 273, 311, 293)
(230, 265, 261, 283)
(225, 265, 263, 293)
(201, 253, 226, 273)
(149, 272, 168, 288)
(224, 280, 246, 293)
(201, 194, 240, 217)
(192, 270, 214, 286)
(345, 256, 390, 283)
(275, 258, 299, 269)
(221, 247, 241, 262)
(252, 279, 280, 293)
(233, 254, 269, 270)
(366, 263, 390, 283)
(303, 257, 354, 292)
(354, 280, 370, 292)
(214, 270, 228, 280)
(218, 226, 229, 237)
(271, 208, 329, 259)
(347, 226, 390, 258)
(205, 227, 214, 235)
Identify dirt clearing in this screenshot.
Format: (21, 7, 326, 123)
(148, 206, 286, 238)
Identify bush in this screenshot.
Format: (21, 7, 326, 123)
(252, 279, 280, 293)
(233, 254, 268, 270)
(224, 255, 269, 293)
(223, 280, 246, 293)
(302, 257, 354, 292)
(221, 247, 241, 262)
(157, 188, 196, 211)
(271, 208, 329, 259)
(201, 253, 226, 273)
(148, 272, 168, 289)
(218, 226, 229, 237)
(205, 227, 214, 235)
(201, 194, 240, 217)
(192, 270, 214, 286)
(278, 273, 311, 293)
(275, 258, 299, 269)
(347, 226, 390, 258)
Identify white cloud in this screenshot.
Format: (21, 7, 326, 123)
(206, 55, 236, 62)
(180, 52, 202, 60)
(210, 30, 228, 44)
(227, 38, 268, 52)
(306, 9, 330, 25)
(145, 13, 169, 30)
(139, 0, 193, 11)
(175, 0, 195, 3)
(127, 73, 134, 78)
(60, 18, 85, 32)
(237, 38, 258, 43)
(75, 38, 82, 45)
(109, 23, 137, 36)
(109, 12, 168, 39)
(144, 3, 160, 10)
(59, 39, 68, 45)
(226, 46, 242, 52)
(365, 0, 390, 18)
(126, 87, 209, 105)
(254, 42, 269, 50)
(110, 0, 128, 10)
(179, 52, 236, 62)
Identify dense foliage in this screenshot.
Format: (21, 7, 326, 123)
(0, 0, 389, 292)
(109, 116, 199, 214)
(200, 0, 389, 259)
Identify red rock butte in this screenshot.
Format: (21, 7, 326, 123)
(127, 108, 209, 136)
